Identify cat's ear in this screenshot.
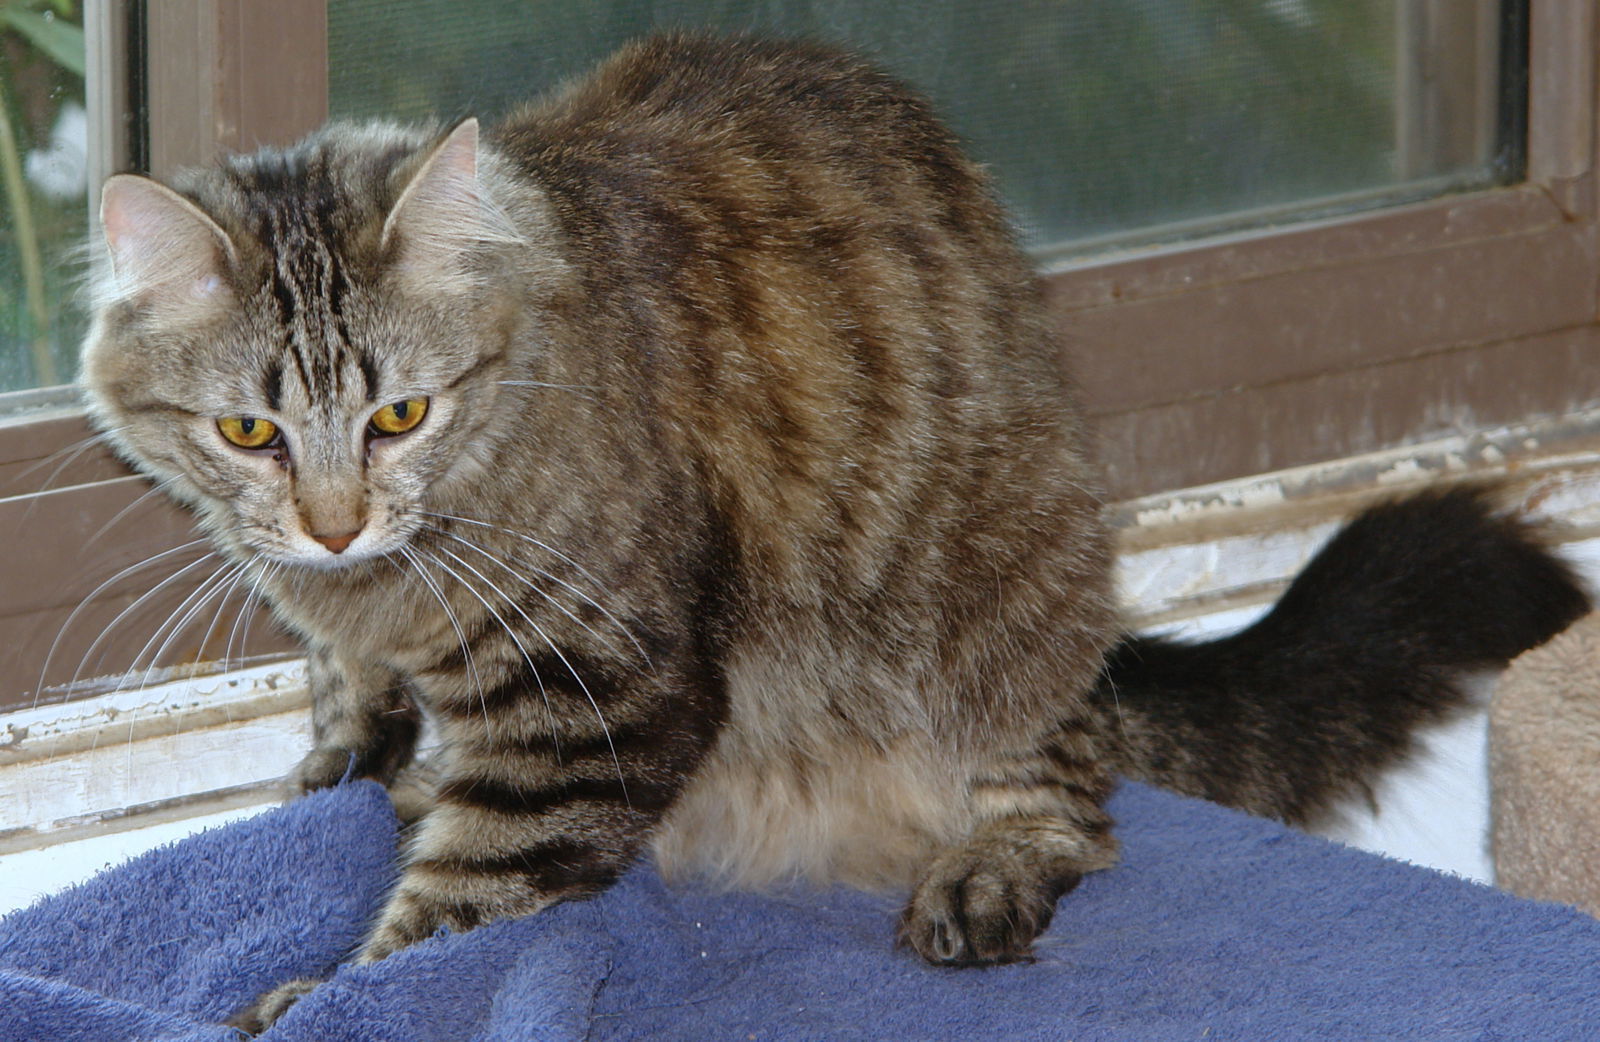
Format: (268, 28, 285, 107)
(98, 174, 236, 316)
(381, 118, 518, 293)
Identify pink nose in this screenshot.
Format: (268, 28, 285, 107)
(311, 529, 362, 554)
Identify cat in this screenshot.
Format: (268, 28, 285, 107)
(78, 32, 1588, 1030)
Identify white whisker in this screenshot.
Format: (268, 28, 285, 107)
(191, 559, 256, 675)
(497, 380, 598, 396)
(126, 559, 246, 693)
(12, 428, 122, 496)
(416, 510, 650, 666)
(86, 478, 185, 548)
(35, 536, 212, 699)
(401, 545, 487, 727)
(224, 561, 276, 673)
(428, 543, 625, 798)
(48, 543, 217, 705)
(411, 546, 562, 763)
(428, 527, 634, 661)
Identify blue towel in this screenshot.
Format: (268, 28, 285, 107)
(3, 779, 1598, 1041)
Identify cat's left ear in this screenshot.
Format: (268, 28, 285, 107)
(382, 118, 518, 293)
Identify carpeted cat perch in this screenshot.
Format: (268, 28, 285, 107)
(1491, 610, 1600, 914)
(6, 779, 1600, 1040)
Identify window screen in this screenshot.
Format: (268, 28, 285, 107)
(329, 0, 1525, 261)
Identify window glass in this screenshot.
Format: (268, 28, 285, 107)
(0, 1, 86, 393)
(0, 3, 1528, 396)
(329, 0, 1524, 261)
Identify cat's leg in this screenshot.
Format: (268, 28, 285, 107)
(287, 644, 421, 795)
(233, 657, 714, 1033)
(352, 655, 719, 962)
(898, 724, 1119, 965)
(226, 986, 315, 1036)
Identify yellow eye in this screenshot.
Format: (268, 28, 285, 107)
(217, 416, 279, 449)
(370, 397, 429, 436)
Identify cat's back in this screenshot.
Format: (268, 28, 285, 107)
(486, 34, 1107, 643)
(502, 32, 954, 166)
(490, 32, 1016, 277)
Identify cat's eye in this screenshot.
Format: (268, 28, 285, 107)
(369, 397, 429, 437)
(217, 416, 279, 449)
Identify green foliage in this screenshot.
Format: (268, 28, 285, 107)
(0, 0, 85, 391)
(1, 2, 86, 76)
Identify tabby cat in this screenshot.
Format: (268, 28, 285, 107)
(79, 33, 1588, 1030)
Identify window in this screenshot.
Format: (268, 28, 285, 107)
(0, 1, 88, 392)
(328, 0, 1524, 258)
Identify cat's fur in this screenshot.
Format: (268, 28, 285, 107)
(78, 33, 1588, 1030)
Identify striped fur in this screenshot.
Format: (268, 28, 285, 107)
(79, 34, 1587, 1031)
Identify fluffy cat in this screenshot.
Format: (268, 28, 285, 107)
(78, 32, 1587, 1030)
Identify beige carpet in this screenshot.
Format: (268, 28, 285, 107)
(1490, 612, 1600, 914)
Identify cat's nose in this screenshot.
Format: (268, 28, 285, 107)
(310, 527, 363, 554)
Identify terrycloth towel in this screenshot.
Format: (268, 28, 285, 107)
(4, 780, 1600, 1042)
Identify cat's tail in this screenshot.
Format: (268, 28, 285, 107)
(1086, 485, 1591, 824)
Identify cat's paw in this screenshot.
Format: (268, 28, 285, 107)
(355, 866, 567, 963)
(285, 745, 358, 797)
(355, 883, 489, 962)
(225, 977, 320, 1035)
(385, 759, 440, 824)
(286, 700, 423, 798)
(899, 820, 1117, 966)
(898, 849, 1071, 966)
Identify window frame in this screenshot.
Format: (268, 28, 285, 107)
(1048, 1, 1600, 498)
(1, 0, 1596, 710)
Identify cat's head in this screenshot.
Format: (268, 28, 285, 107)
(81, 119, 551, 570)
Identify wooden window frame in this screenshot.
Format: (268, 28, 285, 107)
(1, 1, 1596, 710)
(1052, 2, 1600, 499)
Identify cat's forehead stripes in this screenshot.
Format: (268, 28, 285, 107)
(263, 357, 283, 412)
(226, 154, 379, 407)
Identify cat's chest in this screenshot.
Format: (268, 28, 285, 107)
(269, 570, 460, 672)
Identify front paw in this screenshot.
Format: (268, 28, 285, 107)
(356, 882, 490, 963)
(355, 863, 568, 963)
(286, 745, 359, 797)
(226, 977, 321, 1035)
(286, 747, 436, 820)
(384, 759, 441, 824)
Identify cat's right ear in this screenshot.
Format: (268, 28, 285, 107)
(381, 118, 521, 295)
(98, 174, 236, 317)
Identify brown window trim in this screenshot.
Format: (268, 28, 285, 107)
(0, 1, 327, 712)
(3, 2, 1597, 710)
(1059, 177, 1600, 499)
(1050, 3, 1600, 499)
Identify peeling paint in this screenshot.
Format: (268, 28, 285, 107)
(1115, 406, 1600, 538)
(1376, 458, 1427, 485)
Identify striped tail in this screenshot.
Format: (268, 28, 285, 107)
(1087, 486, 1590, 824)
